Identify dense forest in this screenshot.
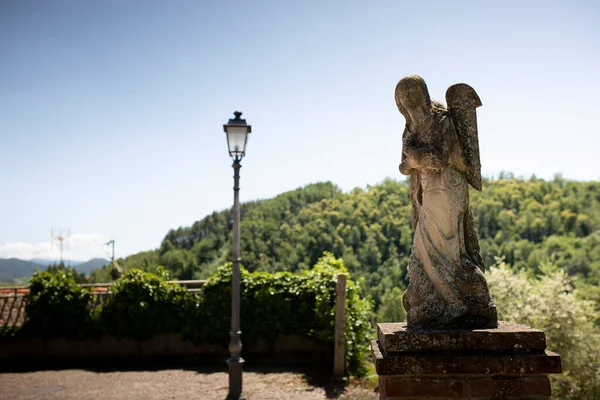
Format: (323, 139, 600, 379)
(90, 175, 600, 318)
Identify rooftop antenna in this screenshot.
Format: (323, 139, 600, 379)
(51, 228, 70, 265)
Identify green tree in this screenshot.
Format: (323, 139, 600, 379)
(45, 262, 87, 284)
(86, 177, 600, 320)
(487, 261, 600, 399)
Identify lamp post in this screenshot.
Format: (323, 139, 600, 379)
(223, 111, 251, 400)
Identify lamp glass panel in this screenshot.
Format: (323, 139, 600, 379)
(226, 126, 248, 156)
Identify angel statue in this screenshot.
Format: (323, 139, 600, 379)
(396, 75, 498, 329)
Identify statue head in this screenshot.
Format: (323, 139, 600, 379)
(395, 75, 432, 128)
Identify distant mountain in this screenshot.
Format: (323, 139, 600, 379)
(73, 258, 110, 275)
(0, 258, 40, 283)
(29, 258, 84, 267)
(0, 257, 110, 283)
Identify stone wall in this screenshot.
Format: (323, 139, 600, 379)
(0, 334, 330, 364)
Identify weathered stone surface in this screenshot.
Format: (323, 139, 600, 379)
(371, 321, 562, 399)
(396, 75, 497, 329)
(381, 375, 463, 398)
(469, 376, 551, 398)
(372, 339, 561, 376)
(378, 321, 546, 354)
(380, 375, 551, 399)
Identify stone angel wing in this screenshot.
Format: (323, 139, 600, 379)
(446, 84, 483, 191)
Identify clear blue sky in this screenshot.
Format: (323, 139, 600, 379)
(1, 0, 598, 260)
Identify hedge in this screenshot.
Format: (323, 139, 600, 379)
(19, 269, 95, 339)
(8, 253, 372, 376)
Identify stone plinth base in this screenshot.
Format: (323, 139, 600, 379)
(371, 322, 561, 400)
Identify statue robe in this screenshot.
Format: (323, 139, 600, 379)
(401, 112, 497, 329)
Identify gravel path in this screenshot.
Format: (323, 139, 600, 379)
(0, 368, 367, 400)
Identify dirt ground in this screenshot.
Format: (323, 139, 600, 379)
(0, 366, 377, 400)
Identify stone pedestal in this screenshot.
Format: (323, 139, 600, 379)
(371, 321, 561, 400)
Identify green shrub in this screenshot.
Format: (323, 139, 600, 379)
(99, 268, 195, 339)
(194, 252, 372, 376)
(0, 325, 19, 338)
(7, 254, 372, 376)
(487, 261, 600, 400)
(21, 270, 92, 339)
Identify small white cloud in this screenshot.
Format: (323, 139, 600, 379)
(0, 233, 112, 261)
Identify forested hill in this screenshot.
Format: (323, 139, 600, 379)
(94, 176, 600, 315)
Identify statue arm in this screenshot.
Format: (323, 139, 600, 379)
(399, 128, 418, 175)
(400, 152, 416, 175)
(401, 137, 445, 171)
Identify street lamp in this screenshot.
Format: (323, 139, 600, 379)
(223, 110, 251, 400)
